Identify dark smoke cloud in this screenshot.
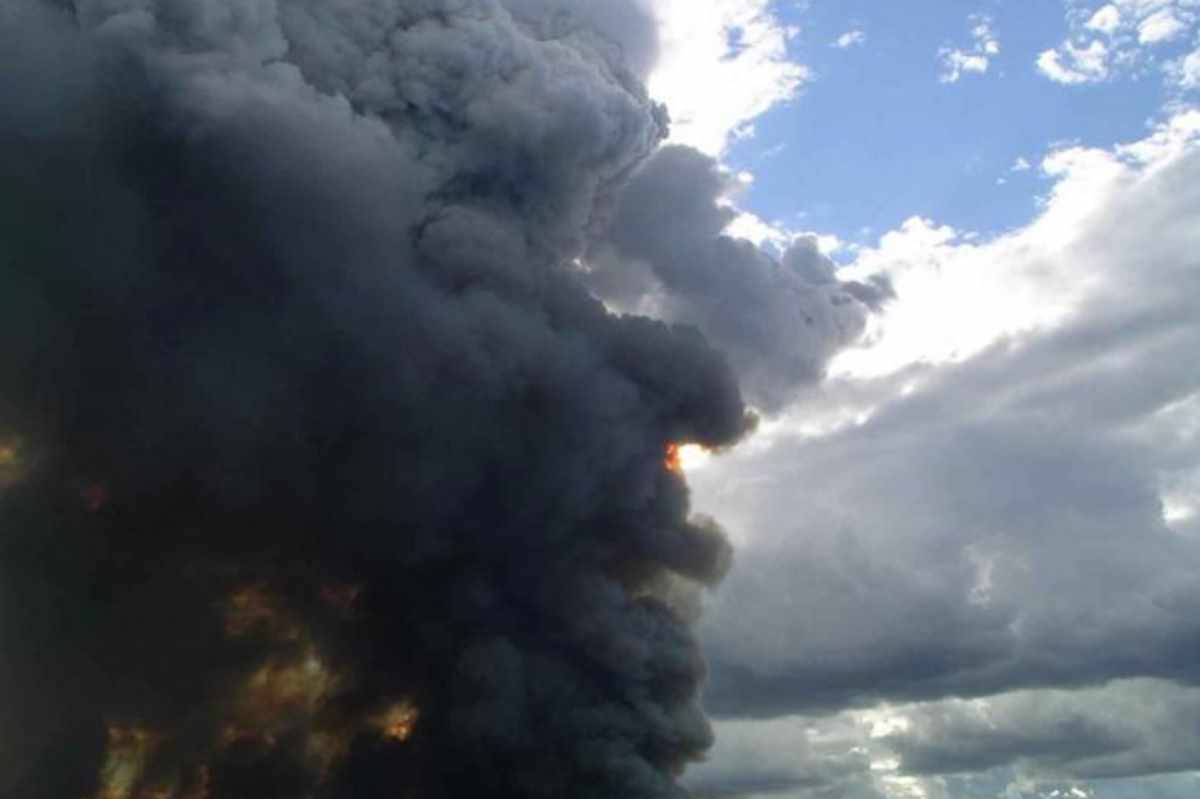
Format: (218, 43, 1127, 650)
(585, 145, 893, 411)
(0, 2, 754, 797)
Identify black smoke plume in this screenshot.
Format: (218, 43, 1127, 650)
(1, 1, 753, 797)
(586, 145, 893, 411)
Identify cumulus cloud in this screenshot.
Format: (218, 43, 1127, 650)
(833, 29, 867, 49)
(1168, 34, 1200, 87)
(1139, 7, 1189, 44)
(648, 0, 809, 154)
(1086, 4, 1122, 35)
(686, 108, 1200, 755)
(890, 680, 1200, 780)
(1037, 39, 1110, 84)
(686, 679, 1200, 798)
(939, 14, 1000, 83)
(1039, 0, 1200, 89)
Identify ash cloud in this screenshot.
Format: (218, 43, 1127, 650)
(0, 2, 757, 798)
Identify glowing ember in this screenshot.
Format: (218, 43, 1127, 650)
(372, 700, 420, 743)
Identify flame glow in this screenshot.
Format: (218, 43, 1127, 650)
(0, 437, 24, 488)
(96, 726, 163, 799)
(236, 651, 337, 725)
(224, 585, 300, 640)
(665, 442, 712, 473)
(91, 586, 421, 796)
(664, 442, 684, 473)
(373, 700, 421, 743)
(93, 727, 212, 799)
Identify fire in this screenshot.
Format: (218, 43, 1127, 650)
(372, 700, 420, 743)
(90, 586, 421, 796)
(235, 651, 337, 726)
(664, 442, 712, 473)
(93, 726, 217, 799)
(224, 585, 300, 640)
(664, 442, 683, 473)
(95, 726, 163, 799)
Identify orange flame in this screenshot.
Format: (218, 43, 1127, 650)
(664, 442, 683, 474)
(91, 587, 422, 796)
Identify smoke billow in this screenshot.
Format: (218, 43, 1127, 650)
(586, 145, 893, 410)
(1, 1, 757, 797)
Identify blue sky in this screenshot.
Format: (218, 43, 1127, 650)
(723, 0, 1190, 243)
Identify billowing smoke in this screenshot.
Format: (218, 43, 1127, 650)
(1, 1, 757, 797)
(586, 145, 893, 410)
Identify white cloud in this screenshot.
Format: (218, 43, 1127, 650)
(1012, 156, 1033, 171)
(1040, 1, 1200, 88)
(1087, 4, 1123, 34)
(833, 29, 867, 49)
(832, 111, 1200, 379)
(649, 0, 809, 154)
(939, 15, 1000, 83)
(940, 50, 990, 82)
(724, 208, 842, 256)
(1139, 8, 1188, 43)
(1037, 39, 1110, 84)
(1169, 38, 1200, 87)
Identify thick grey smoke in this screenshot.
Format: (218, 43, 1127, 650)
(586, 145, 893, 410)
(0, 2, 755, 797)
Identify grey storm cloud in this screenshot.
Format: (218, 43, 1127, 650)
(681, 715, 885, 799)
(683, 680, 1200, 799)
(690, 142, 1200, 722)
(585, 145, 892, 411)
(888, 680, 1200, 781)
(0, 2, 767, 798)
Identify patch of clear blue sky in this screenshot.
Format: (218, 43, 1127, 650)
(723, 0, 1169, 245)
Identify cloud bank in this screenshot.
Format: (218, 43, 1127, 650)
(684, 110, 1200, 798)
